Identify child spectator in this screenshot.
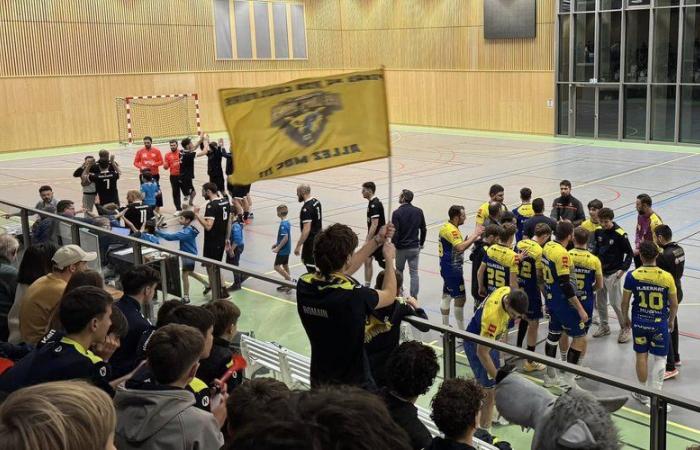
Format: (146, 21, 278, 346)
(272, 204, 293, 292)
(383, 341, 439, 450)
(227, 216, 245, 291)
(136, 219, 160, 245)
(225, 378, 291, 439)
(0, 286, 116, 396)
(114, 324, 225, 450)
(156, 210, 209, 303)
(0, 380, 117, 450)
(199, 300, 243, 391)
(139, 170, 161, 215)
(429, 378, 486, 450)
(366, 270, 429, 387)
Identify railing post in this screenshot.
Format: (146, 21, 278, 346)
(132, 241, 143, 265)
(442, 332, 456, 380)
(210, 265, 222, 301)
(649, 395, 667, 450)
(19, 209, 31, 247)
(70, 223, 81, 246)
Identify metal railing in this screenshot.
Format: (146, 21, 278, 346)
(2, 198, 698, 450)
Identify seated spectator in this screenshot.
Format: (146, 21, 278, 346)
(225, 378, 291, 439)
(110, 265, 160, 379)
(135, 219, 160, 245)
(366, 270, 429, 387)
(48, 268, 105, 332)
(0, 235, 19, 341)
(156, 299, 186, 327)
(199, 300, 243, 390)
(0, 286, 116, 395)
(19, 244, 96, 345)
(129, 304, 217, 413)
(0, 380, 116, 450)
(7, 242, 58, 344)
(429, 378, 486, 450)
(229, 386, 412, 450)
(296, 222, 397, 388)
(383, 341, 439, 450)
(30, 205, 57, 244)
(114, 324, 225, 450)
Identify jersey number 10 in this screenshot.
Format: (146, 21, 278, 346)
(638, 291, 664, 311)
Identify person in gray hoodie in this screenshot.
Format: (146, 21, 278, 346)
(114, 323, 225, 450)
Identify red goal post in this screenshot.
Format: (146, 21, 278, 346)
(115, 93, 202, 145)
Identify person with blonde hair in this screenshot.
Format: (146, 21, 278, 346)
(0, 380, 116, 450)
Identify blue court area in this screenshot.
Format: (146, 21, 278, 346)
(2, 125, 700, 448)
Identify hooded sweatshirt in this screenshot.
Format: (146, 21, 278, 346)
(114, 385, 224, 450)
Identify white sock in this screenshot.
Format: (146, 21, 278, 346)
(649, 354, 666, 391)
(560, 351, 568, 362)
(454, 306, 465, 330)
(442, 314, 450, 326)
(441, 296, 451, 326)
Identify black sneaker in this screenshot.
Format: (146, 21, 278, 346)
(203, 286, 211, 295)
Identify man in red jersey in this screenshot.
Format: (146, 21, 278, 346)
(163, 139, 184, 212)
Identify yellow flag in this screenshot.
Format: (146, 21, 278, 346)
(220, 69, 391, 186)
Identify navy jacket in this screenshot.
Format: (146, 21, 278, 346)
(391, 203, 427, 249)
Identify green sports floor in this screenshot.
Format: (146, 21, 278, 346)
(2, 124, 700, 449)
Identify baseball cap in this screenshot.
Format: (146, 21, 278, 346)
(52, 245, 97, 270)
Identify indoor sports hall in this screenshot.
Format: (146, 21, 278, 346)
(1, 1, 700, 450)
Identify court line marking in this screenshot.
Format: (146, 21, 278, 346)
(264, 262, 304, 275)
(426, 152, 699, 230)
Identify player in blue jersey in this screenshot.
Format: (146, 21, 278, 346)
(622, 241, 678, 407)
(541, 221, 589, 387)
(438, 205, 482, 329)
(272, 204, 293, 292)
(512, 187, 534, 243)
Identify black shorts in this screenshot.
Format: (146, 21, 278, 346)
(203, 240, 225, 262)
(228, 183, 251, 199)
(372, 246, 386, 269)
(181, 177, 194, 196)
(211, 175, 225, 194)
(274, 254, 290, 266)
(301, 242, 315, 270)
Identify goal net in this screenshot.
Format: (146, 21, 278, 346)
(115, 94, 201, 144)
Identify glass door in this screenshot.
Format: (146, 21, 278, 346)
(575, 86, 596, 137)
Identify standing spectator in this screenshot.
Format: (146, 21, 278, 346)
(294, 184, 322, 273)
(110, 265, 160, 379)
(19, 245, 95, 345)
(226, 216, 245, 291)
(362, 181, 386, 287)
(391, 189, 426, 298)
(634, 193, 663, 268)
(206, 139, 226, 194)
(74, 156, 97, 213)
(382, 341, 439, 450)
(163, 140, 184, 212)
(272, 204, 293, 291)
(654, 224, 685, 378)
(0, 380, 117, 450)
(7, 243, 58, 344)
(429, 378, 486, 450)
(523, 197, 557, 240)
(195, 182, 231, 300)
(114, 324, 225, 450)
(592, 207, 634, 342)
(6, 186, 58, 219)
(550, 180, 586, 226)
(156, 210, 209, 304)
(133, 136, 164, 209)
(0, 235, 19, 341)
(296, 223, 397, 388)
(512, 187, 534, 242)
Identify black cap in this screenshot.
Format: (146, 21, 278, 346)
(401, 189, 414, 203)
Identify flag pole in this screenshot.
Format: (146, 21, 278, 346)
(387, 155, 393, 217)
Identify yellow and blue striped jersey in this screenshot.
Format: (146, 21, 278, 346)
(483, 244, 518, 294)
(439, 222, 464, 271)
(542, 240, 572, 305)
(516, 239, 543, 295)
(623, 266, 676, 323)
(569, 248, 602, 302)
(476, 201, 507, 226)
(467, 286, 512, 339)
(513, 203, 534, 241)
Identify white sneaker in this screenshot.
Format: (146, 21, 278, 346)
(632, 392, 650, 407)
(543, 373, 563, 388)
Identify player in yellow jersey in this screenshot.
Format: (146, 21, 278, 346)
(439, 205, 482, 329)
(580, 199, 603, 249)
(621, 241, 678, 406)
(512, 187, 534, 242)
(478, 224, 519, 301)
(634, 194, 663, 268)
(515, 223, 552, 372)
(568, 227, 604, 369)
(542, 222, 589, 387)
(464, 286, 528, 429)
(475, 184, 506, 231)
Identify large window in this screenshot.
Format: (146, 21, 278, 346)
(598, 88, 620, 139)
(574, 14, 596, 82)
(652, 8, 679, 83)
(559, 16, 571, 82)
(650, 85, 676, 142)
(683, 7, 700, 83)
(680, 86, 700, 144)
(599, 12, 622, 82)
(213, 0, 308, 60)
(625, 10, 650, 83)
(624, 86, 647, 140)
(558, 85, 570, 135)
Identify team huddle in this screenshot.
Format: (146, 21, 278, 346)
(436, 181, 684, 427)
